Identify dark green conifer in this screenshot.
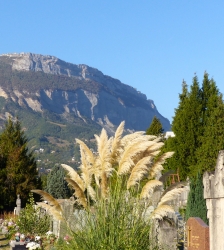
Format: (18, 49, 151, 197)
(183, 76, 202, 177)
(170, 77, 202, 179)
(163, 72, 224, 225)
(197, 93, 224, 173)
(0, 117, 40, 210)
(146, 116, 164, 136)
(200, 73, 219, 127)
(161, 81, 189, 176)
(185, 174, 208, 224)
(45, 164, 72, 199)
(165, 73, 224, 179)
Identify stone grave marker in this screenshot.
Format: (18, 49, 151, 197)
(186, 217, 209, 250)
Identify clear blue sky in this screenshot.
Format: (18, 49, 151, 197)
(1, 1, 224, 123)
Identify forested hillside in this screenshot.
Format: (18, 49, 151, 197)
(0, 96, 101, 169)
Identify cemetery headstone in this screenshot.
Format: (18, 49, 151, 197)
(186, 217, 209, 250)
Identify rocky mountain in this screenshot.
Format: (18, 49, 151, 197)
(0, 53, 170, 131)
(0, 53, 170, 167)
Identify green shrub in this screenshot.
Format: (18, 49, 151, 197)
(17, 193, 50, 235)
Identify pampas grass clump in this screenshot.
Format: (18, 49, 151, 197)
(33, 121, 185, 250)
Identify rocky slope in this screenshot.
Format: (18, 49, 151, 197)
(0, 53, 170, 133)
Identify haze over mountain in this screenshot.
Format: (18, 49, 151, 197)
(0, 53, 170, 167)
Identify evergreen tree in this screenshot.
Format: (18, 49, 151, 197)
(183, 76, 202, 177)
(45, 164, 72, 199)
(167, 77, 202, 179)
(200, 73, 219, 127)
(163, 72, 224, 225)
(0, 153, 6, 210)
(185, 174, 208, 224)
(146, 116, 164, 136)
(0, 117, 40, 210)
(165, 73, 224, 179)
(164, 81, 189, 176)
(197, 93, 224, 173)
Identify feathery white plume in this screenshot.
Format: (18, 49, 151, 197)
(127, 156, 153, 189)
(140, 180, 163, 199)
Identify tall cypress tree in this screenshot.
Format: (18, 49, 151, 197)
(0, 117, 40, 210)
(197, 93, 224, 173)
(170, 77, 202, 179)
(200, 73, 219, 127)
(184, 76, 202, 176)
(185, 174, 208, 224)
(162, 81, 189, 176)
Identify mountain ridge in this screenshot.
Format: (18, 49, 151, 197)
(0, 52, 171, 167)
(0, 52, 170, 133)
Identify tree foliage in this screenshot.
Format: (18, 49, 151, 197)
(45, 165, 72, 199)
(146, 116, 164, 137)
(0, 97, 101, 170)
(185, 174, 208, 224)
(164, 73, 224, 179)
(196, 78, 224, 173)
(0, 117, 41, 210)
(17, 192, 51, 235)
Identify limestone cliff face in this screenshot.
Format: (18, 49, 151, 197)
(0, 53, 171, 132)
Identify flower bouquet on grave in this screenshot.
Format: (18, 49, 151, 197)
(26, 241, 41, 250)
(25, 235, 42, 250)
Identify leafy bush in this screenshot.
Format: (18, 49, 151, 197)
(17, 193, 50, 236)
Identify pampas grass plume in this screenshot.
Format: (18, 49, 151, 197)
(140, 180, 163, 199)
(127, 156, 152, 189)
(150, 205, 175, 220)
(61, 164, 85, 191)
(31, 190, 62, 212)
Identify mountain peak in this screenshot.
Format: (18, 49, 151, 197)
(0, 52, 171, 132)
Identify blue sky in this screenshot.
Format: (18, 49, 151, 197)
(0, 1, 224, 123)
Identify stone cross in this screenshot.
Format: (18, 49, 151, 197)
(203, 150, 224, 250)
